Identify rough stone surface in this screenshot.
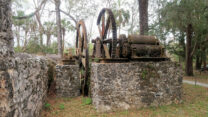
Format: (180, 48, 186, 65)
(0, 0, 14, 58)
(55, 65, 80, 97)
(1, 1, 49, 117)
(91, 61, 183, 112)
(0, 53, 48, 117)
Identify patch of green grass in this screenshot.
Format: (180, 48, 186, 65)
(59, 104, 65, 110)
(82, 97, 92, 105)
(207, 105, 208, 116)
(120, 110, 129, 115)
(159, 105, 170, 112)
(63, 97, 71, 102)
(44, 103, 51, 110)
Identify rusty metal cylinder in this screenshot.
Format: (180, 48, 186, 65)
(128, 35, 159, 45)
(131, 44, 164, 57)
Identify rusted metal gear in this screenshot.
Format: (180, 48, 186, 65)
(97, 8, 117, 58)
(75, 20, 89, 96)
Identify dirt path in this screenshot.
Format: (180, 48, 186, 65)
(183, 80, 208, 88)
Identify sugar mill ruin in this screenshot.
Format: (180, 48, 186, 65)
(0, 1, 183, 117)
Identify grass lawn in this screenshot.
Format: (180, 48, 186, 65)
(184, 71, 208, 84)
(41, 84, 208, 117)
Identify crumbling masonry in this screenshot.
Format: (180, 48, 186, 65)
(0, 1, 49, 117)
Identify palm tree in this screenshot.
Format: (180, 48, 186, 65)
(138, 0, 149, 35)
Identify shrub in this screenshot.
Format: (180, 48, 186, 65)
(82, 97, 92, 105)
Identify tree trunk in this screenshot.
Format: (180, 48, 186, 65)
(62, 28, 65, 52)
(179, 32, 186, 60)
(46, 33, 51, 46)
(138, 0, 148, 35)
(202, 47, 207, 70)
(195, 53, 202, 70)
(24, 30, 28, 47)
(203, 58, 207, 70)
(55, 0, 63, 58)
(40, 32, 43, 46)
(185, 24, 193, 76)
(16, 26, 20, 48)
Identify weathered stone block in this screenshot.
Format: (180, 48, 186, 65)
(55, 65, 80, 97)
(0, 53, 49, 117)
(0, 1, 49, 116)
(90, 61, 183, 112)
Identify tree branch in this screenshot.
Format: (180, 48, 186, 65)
(12, 0, 48, 20)
(59, 9, 77, 26)
(191, 41, 198, 57)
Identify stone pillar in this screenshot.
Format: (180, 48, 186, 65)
(55, 65, 80, 97)
(90, 61, 183, 112)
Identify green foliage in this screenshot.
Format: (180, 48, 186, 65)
(14, 46, 22, 52)
(82, 97, 92, 105)
(110, 0, 130, 34)
(113, 8, 130, 28)
(61, 19, 75, 31)
(43, 21, 56, 37)
(12, 10, 33, 26)
(151, 0, 208, 64)
(15, 39, 58, 54)
(44, 103, 51, 110)
(89, 43, 94, 56)
(59, 104, 65, 110)
(141, 70, 148, 79)
(64, 47, 75, 55)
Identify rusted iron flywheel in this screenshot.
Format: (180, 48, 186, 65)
(75, 20, 89, 96)
(97, 8, 117, 58)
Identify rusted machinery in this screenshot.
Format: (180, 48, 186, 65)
(62, 20, 89, 96)
(61, 8, 168, 96)
(75, 20, 89, 96)
(91, 8, 168, 62)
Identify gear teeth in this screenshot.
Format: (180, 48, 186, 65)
(97, 8, 117, 58)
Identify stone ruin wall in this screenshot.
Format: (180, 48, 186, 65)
(0, 54, 49, 117)
(55, 65, 80, 97)
(90, 61, 183, 112)
(0, 0, 14, 58)
(0, 0, 184, 115)
(0, 1, 49, 117)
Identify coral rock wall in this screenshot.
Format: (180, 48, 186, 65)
(0, 54, 48, 117)
(91, 61, 183, 112)
(55, 65, 80, 97)
(0, 1, 49, 117)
